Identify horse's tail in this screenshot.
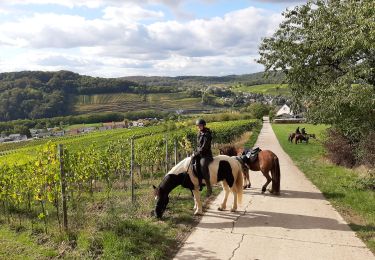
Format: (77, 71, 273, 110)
(272, 156, 281, 194)
(235, 166, 243, 204)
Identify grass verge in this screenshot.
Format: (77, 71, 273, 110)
(272, 123, 375, 253)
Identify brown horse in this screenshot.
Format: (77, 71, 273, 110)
(288, 132, 296, 143)
(295, 133, 309, 144)
(220, 145, 281, 195)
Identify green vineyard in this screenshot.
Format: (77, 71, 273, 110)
(72, 93, 209, 114)
(0, 119, 259, 247)
(232, 83, 290, 96)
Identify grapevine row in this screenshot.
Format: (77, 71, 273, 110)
(0, 119, 259, 233)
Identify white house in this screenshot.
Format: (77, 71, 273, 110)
(276, 104, 293, 117)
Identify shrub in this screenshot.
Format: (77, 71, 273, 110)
(324, 128, 356, 168)
(357, 131, 375, 168)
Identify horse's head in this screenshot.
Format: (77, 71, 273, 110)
(152, 185, 169, 218)
(219, 145, 239, 156)
(152, 173, 185, 218)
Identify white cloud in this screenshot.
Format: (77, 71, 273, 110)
(102, 3, 164, 22)
(0, 0, 185, 9)
(0, 4, 282, 76)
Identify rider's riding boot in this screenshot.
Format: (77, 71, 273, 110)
(201, 158, 212, 197)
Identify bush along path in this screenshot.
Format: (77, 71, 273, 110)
(174, 117, 374, 260)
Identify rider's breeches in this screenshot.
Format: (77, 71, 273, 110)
(200, 157, 211, 182)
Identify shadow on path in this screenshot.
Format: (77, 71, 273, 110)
(243, 188, 345, 200)
(198, 210, 352, 231)
(174, 245, 221, 260)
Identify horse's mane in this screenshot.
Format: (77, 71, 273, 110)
(166, 157, 191, 175)
(219, 145, 239, 156)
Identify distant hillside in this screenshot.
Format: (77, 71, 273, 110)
(0, 70, 284, 121)
(123, 71, 284, 87)
(0, 71, 138, 121)
(232, 84, 290, 96)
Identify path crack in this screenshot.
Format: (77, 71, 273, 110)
(231, 196, 252, 233)
(227, 195, 252, 260)
(229, 234, 244, 260)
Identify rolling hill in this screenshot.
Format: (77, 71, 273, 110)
(0, 70, 285, 121)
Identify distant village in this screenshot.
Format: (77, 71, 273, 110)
(0, 118, 159, 144)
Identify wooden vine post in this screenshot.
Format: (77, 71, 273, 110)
(130, 137, 135, 203)
(165, 136, 169, 174)
(174, 139, 178, 166)
(58, 144, 68, 231)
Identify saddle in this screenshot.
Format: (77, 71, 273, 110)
(243, 147, 262, 163)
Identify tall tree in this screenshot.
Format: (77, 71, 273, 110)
(258, 0, 375, 141)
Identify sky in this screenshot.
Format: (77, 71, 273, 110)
(0, 0, 305, 77)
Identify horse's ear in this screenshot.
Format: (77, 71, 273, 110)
(152, 185, 157, 190)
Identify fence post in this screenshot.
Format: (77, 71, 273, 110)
(165, 136, 168, 174)
(174, 139, 178, 166)
(130, 137, 135, 203)
(58, 144, 68, 231)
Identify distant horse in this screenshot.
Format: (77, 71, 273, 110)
(308, 133, 316, 139)
(288, 133, 296, 143)
(295, 133, 312, 144)
(220, 145, 281, 195)
(152, 155, 243, 218)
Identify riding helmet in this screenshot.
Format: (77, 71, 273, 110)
(195, 118, 206, 126)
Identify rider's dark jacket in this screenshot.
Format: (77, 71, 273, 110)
(196, 127, 213, 158)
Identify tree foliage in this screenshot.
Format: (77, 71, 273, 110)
(0, 71, 138, 121)
(258, 0, 375, 141)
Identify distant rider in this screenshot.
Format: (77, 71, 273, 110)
(193, 119, 213, 197)
(296, 127, 301, 134)
(301, 127, 306, 135)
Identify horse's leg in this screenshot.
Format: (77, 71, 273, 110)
(218, 182, 230, 211)
(231, 190, 238, 212)
(261, 170, 272, 193)
(192, 188, 203, 215)
(247, 170, 251, 188)
(243, 170, 250, 189)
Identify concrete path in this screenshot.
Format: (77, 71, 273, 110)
(174, 118, 374, 260)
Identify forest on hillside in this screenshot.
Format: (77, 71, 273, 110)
(0, 70, 284, 121)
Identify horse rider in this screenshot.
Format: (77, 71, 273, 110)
(301, 127, 306, 136)
(193, 119, 213, 197)
(296, 126, 301, 134)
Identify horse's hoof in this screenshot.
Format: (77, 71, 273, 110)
(218, 207, 225, 211)
(243, 186, 247, 189)
(247, 184, 251, 188)
(230, 208, 237, 212)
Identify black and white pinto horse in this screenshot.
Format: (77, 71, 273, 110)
(152, 155, 244, 218)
